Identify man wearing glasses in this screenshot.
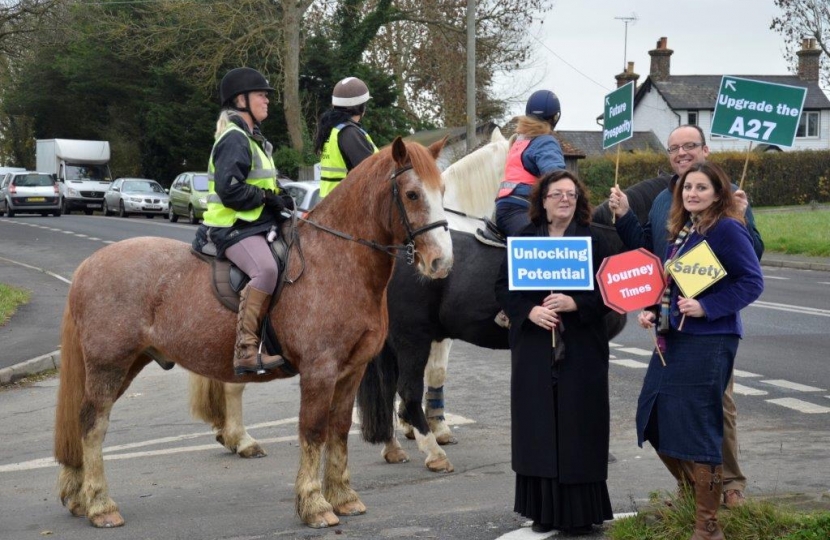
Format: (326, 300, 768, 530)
(608, 124, 763, 509)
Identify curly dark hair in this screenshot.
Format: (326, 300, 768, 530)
(313, 105, 367, 154)
(528, 170, 592, 227)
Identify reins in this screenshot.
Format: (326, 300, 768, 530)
(287, 165, 448, 266)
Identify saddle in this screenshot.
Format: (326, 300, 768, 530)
(474, 217, 507, 248)
(182, 231, 297, 376)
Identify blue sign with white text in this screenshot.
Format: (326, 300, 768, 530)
(507, 237, 594, 291)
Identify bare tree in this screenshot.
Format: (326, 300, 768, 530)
(771, 0, 829, 86)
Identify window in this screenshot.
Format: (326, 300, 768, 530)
(687, 110, 698, 126)
(796, 111, 819, 138)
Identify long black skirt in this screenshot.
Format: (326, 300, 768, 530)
(514, 473, 613, 530)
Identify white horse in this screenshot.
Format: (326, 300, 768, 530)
(187, 128, 510, 467)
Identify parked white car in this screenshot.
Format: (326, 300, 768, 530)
(0, 171, 61, 217)
(281, 180, 321, 213)
(102, 178, 169, 218)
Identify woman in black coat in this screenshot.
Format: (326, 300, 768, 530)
(495, 170, 614, 535)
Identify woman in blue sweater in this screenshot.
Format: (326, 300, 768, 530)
(636, 162, 763, 540)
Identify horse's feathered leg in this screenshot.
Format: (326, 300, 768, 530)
(80, 397, 124, 528)
(424, 340, 457, 445)
(323, 366, 367, 517)
(222, 382, 266, 458)
(295, 367, 339, 528)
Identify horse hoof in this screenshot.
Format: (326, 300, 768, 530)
(89, 511, 125, 528)
(237, 443, 267, 458)
(306, 511, 340, 528)
(435, 433, 458, 445)
(426, 457, 454, 473)
(383, 448, 410, 464)
(335, 500, 367, 516)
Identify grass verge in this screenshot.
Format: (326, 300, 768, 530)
(754, 208, 830, 257)
(609, 489, 830, 540)
(0, 283, 31, 327)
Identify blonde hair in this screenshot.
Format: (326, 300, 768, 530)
(516, 115, 553, 138)
(214, 109, 243, 139)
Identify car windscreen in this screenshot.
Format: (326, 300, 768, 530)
(13, 174, 55, 187)
(66, 164, 112, 182)
(192, 175, 209, 191)
(123, 180, 164, 193)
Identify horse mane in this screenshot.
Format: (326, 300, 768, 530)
(442, 128, 508, 219)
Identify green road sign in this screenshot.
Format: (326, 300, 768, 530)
(711, 76, 807, 147)
(602, 81, 634, 149)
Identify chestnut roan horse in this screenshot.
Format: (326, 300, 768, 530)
(53, 137, 453, 529)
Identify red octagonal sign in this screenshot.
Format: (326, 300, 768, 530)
(597, 248, 667, 314)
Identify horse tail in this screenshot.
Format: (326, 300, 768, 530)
(189, 374, 226, 431)
(54, 303, 85, 468)
(357, 343, 398, 444)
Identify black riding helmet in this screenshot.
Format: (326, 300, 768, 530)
(525, 89, 561, 128)
(219, 67, 275, 118)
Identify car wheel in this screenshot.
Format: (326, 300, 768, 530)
(118, 201, 128, 218)
(168, 205, 178, 223)
(102, 199, 112, 216)
(62, 198, 71, 215)
(41, 212, 49, 216)
(84, 209, 94, 215)
(53, 208, 61, 217)
(146, 214, 154, 219)
(188, 205, 198, 224)
(7, 206, 15, 217)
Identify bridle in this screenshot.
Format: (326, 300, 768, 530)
(289, 164, 448, 266)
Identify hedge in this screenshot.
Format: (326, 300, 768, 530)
(578, 150, 830, 208)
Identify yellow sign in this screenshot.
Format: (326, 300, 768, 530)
(666, 241, 727, 298)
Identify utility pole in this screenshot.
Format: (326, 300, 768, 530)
(614, 13, 638, 71)
(466, 0, 476, 153)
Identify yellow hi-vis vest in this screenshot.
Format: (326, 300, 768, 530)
(319, 123, 378, 198)
(203, 124, 278, 227)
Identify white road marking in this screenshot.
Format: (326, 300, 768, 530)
(494, 513, 637, 539)
(611, 359, 649, 369)
(766, 398, 830, 414)
(732, 383, 768, 396)
(751, 300, 830, 317)
(0, 255, 72, 285)
(761, 380, 825, 392)
(616, 347, 653, 357)
(763, 276, 788, 280)
(819, 282, 830, 286)
(733, 369, 762, 378)
(609, 341, 623, 348)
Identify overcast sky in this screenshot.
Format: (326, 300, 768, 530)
(497, 0, 797, 131)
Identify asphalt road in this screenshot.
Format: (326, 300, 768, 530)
(1, 214, 829, 539)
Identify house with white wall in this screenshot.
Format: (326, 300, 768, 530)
(620, 37, 830, 152)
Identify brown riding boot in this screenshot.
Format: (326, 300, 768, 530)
(234, 285, 284, 376)
(690, 463, 725, 540)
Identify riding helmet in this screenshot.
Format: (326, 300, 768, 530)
(332, 77, 371, 107)
(219, 67, 275, 107)
(525, 89, 561, 127)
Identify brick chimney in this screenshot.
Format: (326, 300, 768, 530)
(796, 37, 821, 81)
(649, 37, 673, 82)
(615, 61, 640, 88)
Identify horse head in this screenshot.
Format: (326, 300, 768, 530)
(389, 137, 453, 279)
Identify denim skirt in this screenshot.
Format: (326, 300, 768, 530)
(636, 330, 738, 463)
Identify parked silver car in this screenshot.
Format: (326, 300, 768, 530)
(168, 172, 209, 224)
(0, 171, 61, 217)
(102, 177, 169, 218)
(281, 180, 321, 213)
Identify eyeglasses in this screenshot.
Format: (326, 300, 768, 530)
(545, 191, 579, 201)
(667, 142, 704, 154)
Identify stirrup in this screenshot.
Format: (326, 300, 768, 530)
(234, 352, 285, 376)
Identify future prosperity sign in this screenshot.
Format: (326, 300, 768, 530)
(602, 81, 634, 149)
(711, 76, 807, 147)
(507, 237, 593, 291)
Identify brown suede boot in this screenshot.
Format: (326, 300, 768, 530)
(234, 286, 284, 375)
(690, 463, 725, 540)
